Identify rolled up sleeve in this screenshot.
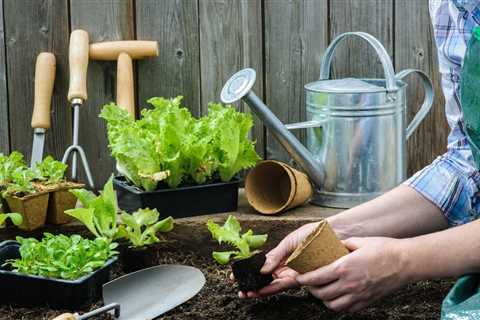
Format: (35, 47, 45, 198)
(404, 150, 480, 226)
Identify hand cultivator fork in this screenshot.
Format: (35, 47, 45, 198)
(62, 29, 94, 189)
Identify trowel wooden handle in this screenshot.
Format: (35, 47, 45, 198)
(32, 52, 56, 129)
(68, 29, 89, 102)
(51, 313, 77, 320)
(90, 41, 158, 60)
(117, 52, 135, 116)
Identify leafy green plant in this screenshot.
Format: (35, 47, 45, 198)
(207, 215, 267, 265)
(0, 151, 28, 185)
(5, 233, 117, 280)
(116, 208, 174, 248)
(65, 176, 119, 241)
(33, 156, 68, 184)
(100, 96, 260, 191)
(2, 168, 36, 197)
(0, 212, 22, 228)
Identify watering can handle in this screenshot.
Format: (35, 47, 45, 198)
(396, 69, 434, 139)
(319, 32, 397, 92)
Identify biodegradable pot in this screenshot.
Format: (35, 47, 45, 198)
(0, 240, 117, 308)
(231, 254, 273, 292)
(113, 176, 239, 218)
(46, 182, 84, 224)
(5, 192, 49, 231)
(245, 160, 313, 214)
(121, 245, 158, 273)
(286, 220, 349, 274)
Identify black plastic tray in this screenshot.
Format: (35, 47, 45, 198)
(0, 240, 117, 309)
(113, 176, 239, 218)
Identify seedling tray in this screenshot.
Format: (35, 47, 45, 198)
(113, 176, 240, 218)
(0, 240, 117, 309)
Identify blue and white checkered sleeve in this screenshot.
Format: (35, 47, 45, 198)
(404, 150, 480, 226)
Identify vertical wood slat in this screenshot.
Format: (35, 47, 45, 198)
(70, 0, 134, 189)
(199, 0, 264, 156)
(395, 1, 448, 175)
(264, 0, 328, 163)
(0, 0, 8, 154)
(329, 0, 394, 79)
(136, 0, 201, 117)
(4, 0, 70, 161)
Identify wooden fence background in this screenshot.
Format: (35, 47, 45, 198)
(0, 0, 448, 189)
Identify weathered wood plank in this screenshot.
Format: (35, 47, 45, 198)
(0, 0, 8, 154)
(70, 0, 134, 189)
(4, 0, 70, 161)
(264, 0, 328, 163)
(199, 0, 264, 156)
(329, 0, 394, 79)
(136, 0, 201, 116)
(395, 0, 448, 175)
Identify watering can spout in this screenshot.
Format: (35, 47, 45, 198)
(220, 68, 324, 188)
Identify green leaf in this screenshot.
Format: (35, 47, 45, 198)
(207, 215, 267, 263)
(0, 212, 22, 228)
(64, 208, 99, 238)
(212, 251, 237, 265)
(33, 156, 68, 184)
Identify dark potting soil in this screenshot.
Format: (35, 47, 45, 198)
(0, 249, 454, 320)
(232, 254, 274, 292)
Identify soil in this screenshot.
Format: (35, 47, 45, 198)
(0, 249, 454, 320)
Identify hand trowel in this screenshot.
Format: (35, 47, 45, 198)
(52, 265, 206, 320)
(30, 52, 56, 168)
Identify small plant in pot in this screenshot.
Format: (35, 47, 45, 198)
(207, 215, 273, 291)
(100, 97, 260, 218)
(32, 156, 84, 224)
(0, 153, 49, 231)
(116, 208, 174, 273)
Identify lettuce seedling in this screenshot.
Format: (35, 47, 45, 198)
(0, 151, 28, 185)
(2, 168, 36, 197)
(5, 233, 117, 280)
(33, 156, 68, 184)
(65, 176, 119, 241)
(0, 212, 22, 228)
(116, 208, 174, 248)
(207, 215, 267, 265)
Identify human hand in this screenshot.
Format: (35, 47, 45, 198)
(237, 221, 321, 298)
(296, 237, 410, 312)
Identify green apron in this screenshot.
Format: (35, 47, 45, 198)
(441, 26, 480, 320)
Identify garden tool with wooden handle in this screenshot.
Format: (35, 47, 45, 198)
(61, 29, 94, 189)
(52, 265, 206, 320)
(30, 52, 56, 168)
(89, 40, 159, 115)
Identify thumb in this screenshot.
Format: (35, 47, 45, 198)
(261, 246, 285, 273)
(342, 237, 367, 251)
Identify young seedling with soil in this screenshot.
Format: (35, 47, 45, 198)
(66, 176, 174, 272)
(207, 215, 273, 291)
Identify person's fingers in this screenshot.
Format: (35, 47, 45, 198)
(255, 277, 300, 297)
(323, 294, 356, 312)
(238, 291, 246, 298)
(262, 244, 290, 273)
(308, 280, 346, 301)
(296, 262, 339, 287)
(273, 266, 298, 280)
(342, 237, 369, 251)
(229, 272, 235, 281)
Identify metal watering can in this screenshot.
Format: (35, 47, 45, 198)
(220, 32, 434, 208)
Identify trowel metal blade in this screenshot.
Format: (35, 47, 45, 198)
(103, 265, 206, 320)
(30, 132, 45, 168)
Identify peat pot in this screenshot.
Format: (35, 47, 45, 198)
(5, 192, 49, 231)
(113, 176, 240, 218)
(221, 32, 434, 208)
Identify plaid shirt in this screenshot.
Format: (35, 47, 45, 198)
(405, 0, 480, 226)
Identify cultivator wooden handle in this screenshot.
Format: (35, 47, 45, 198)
(117, 52, 135, 116)
(31, 52, 56, 129)
(68, 29, 89, 102)
(89, 40, 158, 60)
(51, 313, 77, 320)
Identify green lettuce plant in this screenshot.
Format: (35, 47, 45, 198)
(0, 212, 22, 228)
(0, 151, 28, 185)
(33, 156, 68, 184)
(5, 233, 117, 280)
(100, 96, 260, 191)
(116, 208, 174, 248)
(65, 176, 119, 241)
(207, 215, 267, 265)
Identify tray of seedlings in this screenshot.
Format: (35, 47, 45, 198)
(100, 96, 260, 218)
